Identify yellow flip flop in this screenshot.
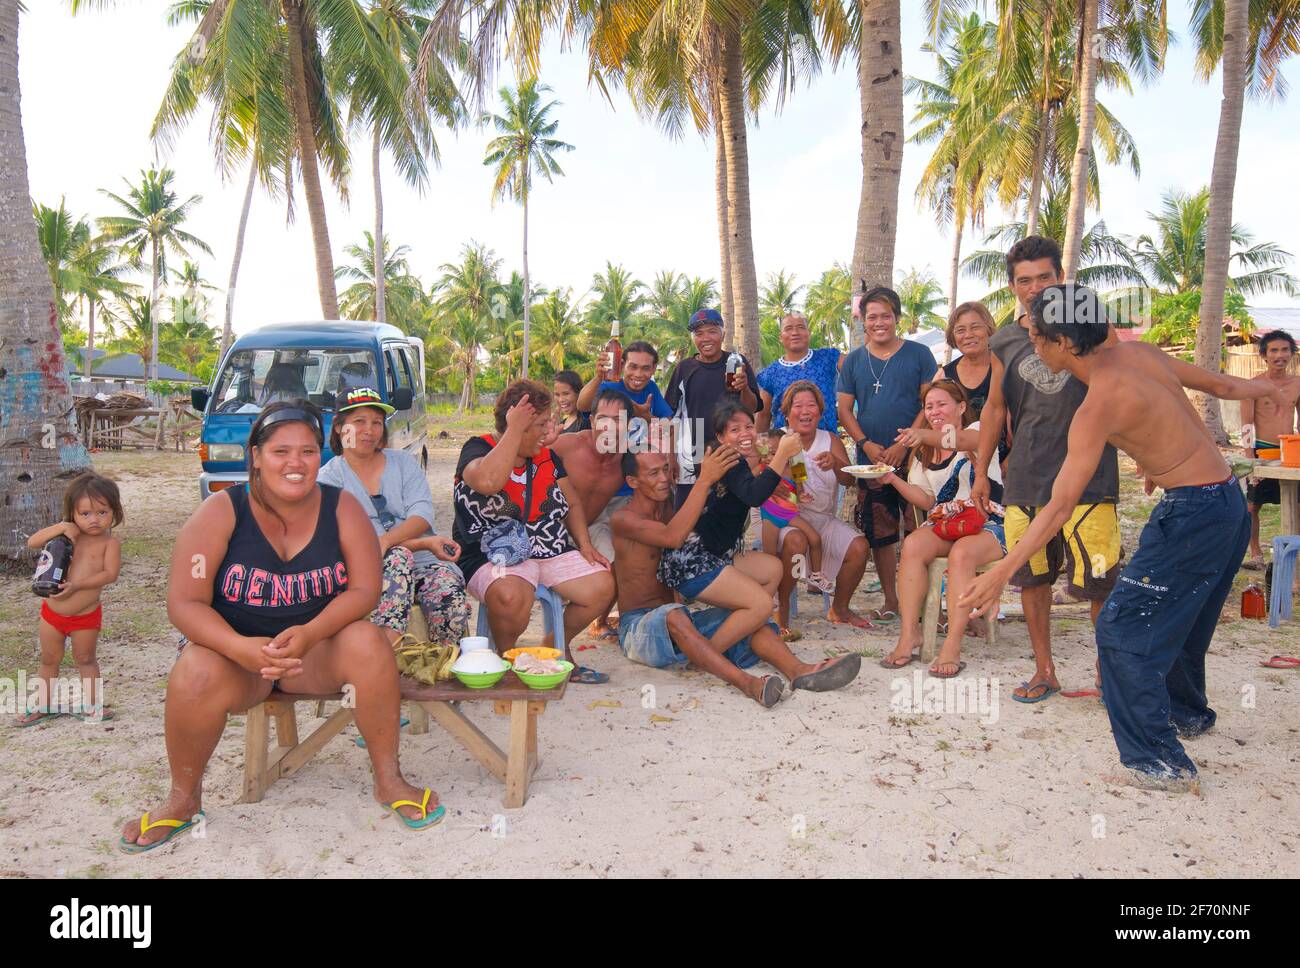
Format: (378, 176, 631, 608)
(389, 789, 446, 830)
(119, 810, 204, 854)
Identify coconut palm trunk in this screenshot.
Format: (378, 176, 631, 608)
(718, 25, 760, 361)
(712, 92, 735, 343)
(1194, 0, 1249, 445)
(521, 177, 531, 378)
(852, 0, 904, 292)
(0, 0, 90, 561)
(373, 126, 386, 323)
(223, 160, 256, 356)
(284, 0, 339, 319)
(85, 298, 96, 380)
(149, 237, 160, 380)
(1061, 0, 1099, 278)
(1026, 4, 1055, 236)
(947, 217, 963, 316)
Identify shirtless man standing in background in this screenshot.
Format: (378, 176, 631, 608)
(1241, 329, 1300, 568)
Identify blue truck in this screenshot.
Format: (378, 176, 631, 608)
(192, 321, 428, 500)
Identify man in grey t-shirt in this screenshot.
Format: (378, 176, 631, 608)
(973, 236, 1122, 703)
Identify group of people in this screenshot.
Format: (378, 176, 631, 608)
(17, 233, 1296, 853)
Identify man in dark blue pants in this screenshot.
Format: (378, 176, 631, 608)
(963, 285, 1285, 788)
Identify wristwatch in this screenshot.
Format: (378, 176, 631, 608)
(855, 437, 867, 450)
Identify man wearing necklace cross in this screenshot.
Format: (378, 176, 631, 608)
(837, 286, 938, 623)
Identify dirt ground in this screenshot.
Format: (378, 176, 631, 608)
(1, 426, 1298, 879)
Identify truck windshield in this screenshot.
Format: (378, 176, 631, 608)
(210, 348, 380, 414)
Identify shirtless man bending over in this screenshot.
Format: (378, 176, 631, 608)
(612, 449, 862, 707)
(962, 285, 1285, 790)
(552, 389, 636, 636)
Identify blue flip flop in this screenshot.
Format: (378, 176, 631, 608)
(354, 715, 410, 749)
(119, 810, 205, 854)
(388, 789, 446, 830)
(14, 708, 66, 728)
(569, 665, 609, 685)
(1012, 680, 1060, 704)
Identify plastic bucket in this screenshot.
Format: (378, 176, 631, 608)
(1281, 435, 1300, 468)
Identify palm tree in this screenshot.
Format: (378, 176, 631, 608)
(853, 0, 905, 293)
(98, 167, 211, 380)
(434, 308, 496, 411)
(908, 12, 1000, 312)
(804, 263, 853, 348)
(483, 77, 573, 379)
(69, 228, 135, 380)
(1058, 1, 1169, 278)
(1132, 187, 1298, 297)
(895, 269, 946, 334)
(338, 0, 467, 324)
(33, 199, 91, 324)
(1191, 0, 1299, 442)
(529, 287, 590, 374)
(962, 185, 1146, 323)
(587, 262, 646, 340)
(336, 231, 428, 331)
(106, 296, 160, 374)
(153, 0, 296, 354)
(758, 270, 803, 328)
(163, 315, 222, 383)
(0, 1, 91, 561)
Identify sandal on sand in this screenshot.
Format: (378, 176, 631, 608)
(1260, 655, 1300, 669)
(1012, 680, 1060, 704)
(778, 626, 803, 643)
(757, 675, 786, 708)
(570, 665, 610, 685)
(14, 708, 65, 728)
(73, 706, 115, 722)
(869, 608, 898, 623)
(929, 660, 966, 679)
(792, 654, 862, 692)
(879, 653, 915, 669)
(1060, 688, 1103, 698)
(119, 811, 205, 854)
(1241, 555, 1266, 571)
(388, 789, 446, 830)
(807, 571, 835, 594)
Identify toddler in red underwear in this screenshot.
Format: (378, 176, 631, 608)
(18, 472, 123, 725)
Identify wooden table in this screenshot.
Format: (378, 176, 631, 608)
(241, 672, 568, 810)
(86, 408, 161, 450)
(1251, 462, 1300, 536)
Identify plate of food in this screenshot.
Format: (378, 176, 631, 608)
(842, 463, 895, 479)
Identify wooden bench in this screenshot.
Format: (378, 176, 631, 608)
(241, 672, 568, 809)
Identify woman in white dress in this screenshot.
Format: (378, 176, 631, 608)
(773, 381, 875, 632)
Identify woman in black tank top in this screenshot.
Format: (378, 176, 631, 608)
(121, 402, 446, 853)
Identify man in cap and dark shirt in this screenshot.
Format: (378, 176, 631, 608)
(664, 308, 763, 509)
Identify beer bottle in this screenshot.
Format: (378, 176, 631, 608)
(32, 535, 74, 598)
(602, 320, 623, 379)
(788, 449, 809, 486)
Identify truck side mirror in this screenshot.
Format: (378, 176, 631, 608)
(191, 387, 211, 412)
(391, 387, 413, 412)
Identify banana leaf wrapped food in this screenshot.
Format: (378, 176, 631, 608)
(392, 634, 458, 685)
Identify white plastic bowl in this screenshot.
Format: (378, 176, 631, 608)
(458, 636, 492, 653)
(450, 651, 509, 675)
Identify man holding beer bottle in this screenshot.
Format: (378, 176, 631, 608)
(664, 308, 762, 508)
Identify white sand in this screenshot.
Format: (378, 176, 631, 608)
(1, 447, 1297, 878)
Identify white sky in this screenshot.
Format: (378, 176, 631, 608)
(19, 2, 1300, 341)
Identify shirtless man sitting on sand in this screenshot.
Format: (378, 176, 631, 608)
(962, 285, 1286, 791)
(611, 449, 862, 707)
(552, 389, 637, 637)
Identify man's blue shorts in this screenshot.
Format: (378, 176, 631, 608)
(618, 604, 769, 670)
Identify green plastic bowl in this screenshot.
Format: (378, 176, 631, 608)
(513, 659, 574, 691)
(453, 667, 508, 690)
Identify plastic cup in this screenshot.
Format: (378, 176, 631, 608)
(459, 636, 491, 653)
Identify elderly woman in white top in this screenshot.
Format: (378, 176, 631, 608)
(318, 387, 469, 646)
(773, 380, 875, 632)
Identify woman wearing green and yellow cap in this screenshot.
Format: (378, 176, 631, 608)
(319, 387, 469, 646)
